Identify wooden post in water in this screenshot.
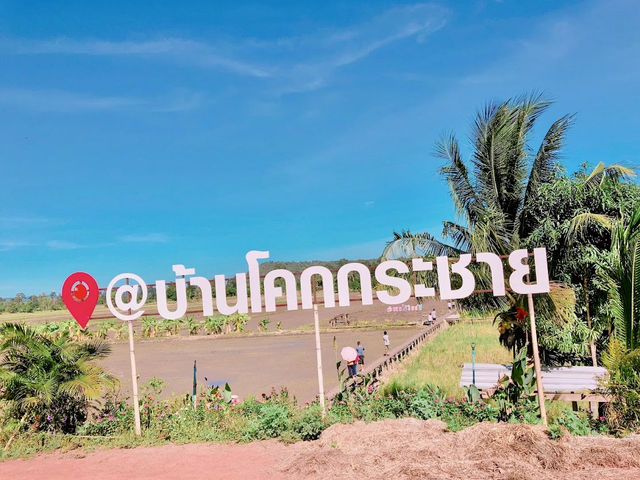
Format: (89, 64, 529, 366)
(126, 277, 142, 436)
(313, 304, 326, 417)
(527, 291, 548, 427)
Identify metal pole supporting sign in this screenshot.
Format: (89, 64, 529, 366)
(471, 342, 476, 386)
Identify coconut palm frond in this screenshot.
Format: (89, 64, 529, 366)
(382, 230, 461, 260)
(585, 161, 636, 188)
(566, 212, 615, 242)
(520, 114, 574, 235)
(471, 100, 514, 213)
(503, 94, 553, 222)
(534, 282, 578, 327)
(80, 340, 112, 359)
(441, 221, 472, 252)
(436, 133, 477, 223)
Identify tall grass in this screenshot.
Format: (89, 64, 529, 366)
(385, 320, 512, 398)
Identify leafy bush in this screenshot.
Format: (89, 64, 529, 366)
(490, 346, 540, 423)
(549, 409, 591, 437)
(256, 403, 291, 438)
(602, 340, 640, 433)
(0, 323, 118, 440)
(292, 404, 326, 440)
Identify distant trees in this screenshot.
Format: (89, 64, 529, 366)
(0, 292, 65, 314)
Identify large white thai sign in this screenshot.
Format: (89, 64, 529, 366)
(62, 248, 549, 325)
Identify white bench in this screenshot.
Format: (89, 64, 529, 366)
(460, 363, 609, 418)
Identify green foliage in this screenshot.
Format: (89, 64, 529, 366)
(601, 340, 640, 433)
(550, 409, 591, 437)
(291, 404, 325, 440)
(183, 316, 200, 335)
(0, 323, 119, 437)
(254, 403, 291, 438)
(230, 313, 249, 332)
(382, 92, 640, 364)
(463, 384, 480, 403)
(384, 321, 512, 399)
(489, 346, 540, 423)
(204, 315, 226, 335)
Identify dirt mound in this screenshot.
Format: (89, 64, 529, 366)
(3, 419, 640, 480)
(280, 419, 640, 480)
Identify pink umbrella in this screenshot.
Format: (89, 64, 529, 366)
(341, 346, 358, 362)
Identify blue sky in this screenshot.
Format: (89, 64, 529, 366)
(0, 0, 638, 297)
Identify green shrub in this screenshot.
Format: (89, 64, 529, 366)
(602, 341, 640, 433)
(550, 409, 591, 436)
(292, 404, 326, 440)
(257, 403, 291, 438)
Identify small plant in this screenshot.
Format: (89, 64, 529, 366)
(256, 403, 291, 438)
(231, 313, 249, 333)
(292, 404, 326, 440)
(489, 345, 540, 423)
(258, 317, 270, 332)
(204, 315, 225, 335)
(184, 316, 200, 335)
(550, 409, 591, 436)
(141, 317, 157, 337)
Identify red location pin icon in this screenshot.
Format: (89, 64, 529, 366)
(62, 272, 99, 329)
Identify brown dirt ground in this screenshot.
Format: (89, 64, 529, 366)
(3, 419, 640, 480)
(100, 326, 419, 403)
(98, 299, 451, 403)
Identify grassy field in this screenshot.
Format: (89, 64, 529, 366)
(385, 320, 513, 398)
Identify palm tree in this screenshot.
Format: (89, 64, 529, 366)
(384, 93, 573, 260)
(0, 323, 119, 448)
(606, 206, 640, 350)
(382, 94, 582, 357)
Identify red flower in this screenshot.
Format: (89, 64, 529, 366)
(516, 307, 528, 322)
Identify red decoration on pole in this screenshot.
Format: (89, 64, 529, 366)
(62, 272, 99, 329)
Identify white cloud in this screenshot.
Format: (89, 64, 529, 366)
(275, 3, 449, 92)
(0, 88, 207, 113)
(0, 240, 33, 251)
(1, 37, 271, 78)
(119, 233, 169, 243)
(0, 88, 141, 112)
(0, 3, 449, 93)
(46, 240, 83, 250)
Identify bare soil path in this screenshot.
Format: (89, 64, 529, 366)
(3, 419, 640, 480)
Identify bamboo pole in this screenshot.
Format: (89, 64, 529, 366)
(127, 319, 142, 435)
(126, 277, 142, 436)
(527, 291, 548, 427)
(313, 304, 326, 417)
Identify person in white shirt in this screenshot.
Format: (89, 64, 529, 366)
(383, 331, 390, 356)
